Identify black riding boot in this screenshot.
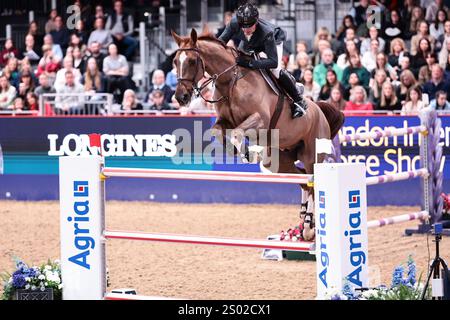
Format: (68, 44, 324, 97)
(278, 69, 308, 118)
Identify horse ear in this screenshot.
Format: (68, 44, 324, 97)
(190, 28, 198, 46)
(171, 30, 183, 46)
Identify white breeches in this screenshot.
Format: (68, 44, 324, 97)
(258, 42, 283, 79)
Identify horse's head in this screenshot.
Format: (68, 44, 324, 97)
(171, 28, 205, 106)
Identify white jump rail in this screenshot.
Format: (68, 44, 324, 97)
(102, 167, 314, 185)
(367, 211, 429, 228)
(366, 168, 429, 186)
(104, 230, 314, 252)
(339, 125, 427, 143)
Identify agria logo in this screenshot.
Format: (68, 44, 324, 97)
(67, 181, 95, 270)
(316, 190, 329, 288)
(344, 190, 367, 286)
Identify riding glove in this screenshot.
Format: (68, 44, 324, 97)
(236, 56, 255, 69)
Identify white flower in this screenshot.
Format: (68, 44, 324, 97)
(58, 284, 63, 289)
(54, 259, 60, 264)
(25, 277, 31, 282)
(44, 265, 52, 271)
(38, 275, 45, 280)
(45, 282, 48, 286)
(40, 286, 45, 291)
(31, 285, 36, 290)
(25, 284, 30, 290)
(8, 277, 13, 284)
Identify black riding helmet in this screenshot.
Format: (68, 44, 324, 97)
(236, 3, 259, 28)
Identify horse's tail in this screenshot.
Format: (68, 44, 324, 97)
(315, 101, 345, 139)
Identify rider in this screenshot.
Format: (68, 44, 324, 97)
(218, 2, 308, 118)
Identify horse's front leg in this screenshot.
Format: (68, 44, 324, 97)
(299, 187, 315, 241)
(229, 113, 265, 163)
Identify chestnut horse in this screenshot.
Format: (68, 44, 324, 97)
(172, 29, 344, 240)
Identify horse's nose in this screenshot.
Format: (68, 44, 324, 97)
(176, 93, 190, 106)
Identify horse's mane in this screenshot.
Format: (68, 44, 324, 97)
(197, 33, 228, 49)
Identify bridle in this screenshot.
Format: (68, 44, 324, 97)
(176, 47, 239, 104)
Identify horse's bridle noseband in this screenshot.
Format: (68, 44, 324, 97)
(176, 47, 238, 104)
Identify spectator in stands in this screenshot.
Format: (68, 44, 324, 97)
(372, 52, 398, 81)
(407, 7, 426, 39)
(43, 34, 63, 63)
(73, 47, 85, 73)
(17, 72, 35, 100)
(326, 86, 347, 111)
(106, 0, 138, 60)
(430, 9, 447, 40)
(318, 69, 345, 101)
(300, 67, 320, 101)
(51, 16, 71, 52)
(287, 40, 309, 73)
(4, 57, 20, 88)
(419, 52, 438, 84)
(313, 27, 333, 56)
(398, 69, 418, 102)
(342, 54, 371, 89)
(148, 89, 173, 112)
(311, 39, 331, 66)
(165, 61, 178, 91)
(22, 34, 41, 66)
(360, 26, 386, 56)
(85, 41, 106, 72)
(376, 81, 402, 112)
(411, 20, 436, 55)
(336, 27, 360, 56)
(388, 38, 408, 70)
(350, 0, 370, 28)
(82, 57, 106, 94)
(344, 72, 362, 100)
(425, 0, 449, 23)
(361, 39, 381, 72)
(401, 85, 426, 114)
(69, 33, 87, 54)
(0, 39, 19, 68)
(0, 74, 17, 110)
(430, 90, 450, 109)
(11, 97, 25, 112)
(436, 20, 450, 51)
(423, 63, 450, 98)
(186, 83, 214, 112)
(88, 18, 113, 55)
(45, 9, 58, 34)
(313, 48, 343, 87)
(384, 9, 404, 44)
(25, 92, 38, 111)
(103, 43, 129, 103)
(369, 69, 388, 106)
(396, 54, 412, 79)
(55, 70, 84, 114)
(73, 20, 88, 46)
(147, 69, 174, 104)
(412, 37, 433, 76)
(19, 58, 37, 85)
(336, 40, 360, 70)
(54, 56, 82, 91)
(28, 21, 44, 49)
(336, 15, 357, 42)
(438, 37, 450, 67)
(345, 85, 373, 115)
(35, 73, 56, 100)
(292, 52, 311, 82)
(121, 89, 143, 112)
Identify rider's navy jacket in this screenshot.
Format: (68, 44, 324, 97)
(218, 17, 286, 70)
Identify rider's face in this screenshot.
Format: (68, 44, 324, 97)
(242, 23, 257, 36)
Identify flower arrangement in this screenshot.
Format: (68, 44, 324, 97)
(322, 256, 430, 300)
(1, 258, 63, 300)
(280, 221, 305, 241)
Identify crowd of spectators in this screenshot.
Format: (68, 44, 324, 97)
(1, 0, 450, 115)
(283, 0, 450, 114)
